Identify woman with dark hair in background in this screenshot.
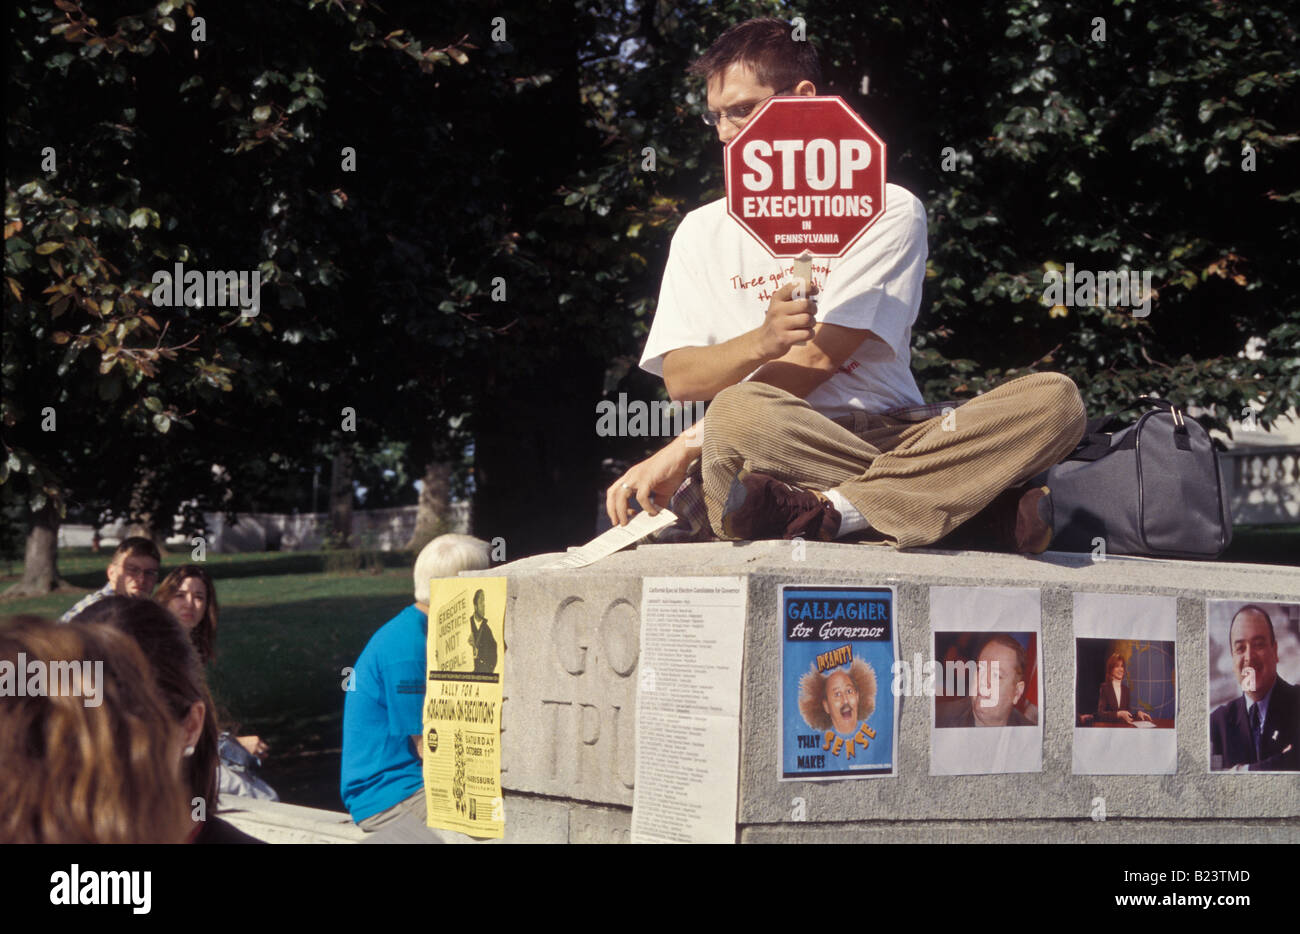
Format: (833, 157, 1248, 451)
(0, 616, 193, 844)
(155, 564, 219, 663)
(74, 596, 264, 842)
(1096, 652, 1153, 724)
(154, 565, 276, 800)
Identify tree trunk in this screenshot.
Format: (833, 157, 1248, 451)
(470, 16, 600, 559)
(329, 448, 354, 547)
(125, 465, 168, 553)
(123, 521, 164, 550)
(473, 356, 603, 559)
(6, 503, 66, 596)
(406, 461, 451, 551)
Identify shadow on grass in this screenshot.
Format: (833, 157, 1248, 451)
(206, 589, 414, 811)
(61, 569, 109, 589)
(0, 549, 113, 592)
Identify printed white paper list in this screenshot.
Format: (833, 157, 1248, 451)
(631, 577, 746, 844)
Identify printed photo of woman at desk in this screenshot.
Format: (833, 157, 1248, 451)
(1072, 594, 1177, 775)
(1096, 653, 1153, 725)
(1075, 639, 1176, 730)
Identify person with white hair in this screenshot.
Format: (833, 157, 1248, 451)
(341, 533, 491, 841)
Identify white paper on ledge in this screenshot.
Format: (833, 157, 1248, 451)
(543, 508, 679, 570)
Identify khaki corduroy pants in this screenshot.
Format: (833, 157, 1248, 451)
(700, 372, 1087, 548)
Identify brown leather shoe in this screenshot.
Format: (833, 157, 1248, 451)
(951, 483, 1060, 556)
(1012, 485, 1054, 554)
(942, 484, 1054, 554)
(720, 469, 842, 541)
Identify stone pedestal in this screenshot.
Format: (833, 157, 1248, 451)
(468, 543, 1300, 843)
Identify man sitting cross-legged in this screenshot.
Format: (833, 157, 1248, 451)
(605, 18, 1085, 551)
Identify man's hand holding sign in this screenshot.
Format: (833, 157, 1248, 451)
(757, 277, 820, 358)
(660, 276, 822, 402)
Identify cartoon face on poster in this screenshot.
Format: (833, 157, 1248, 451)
(780, 585, 898, 780)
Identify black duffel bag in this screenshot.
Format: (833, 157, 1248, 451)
(1031, 396, 1233, 559)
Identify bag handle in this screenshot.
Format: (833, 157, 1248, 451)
(1141, 395, 1191, 441)
(1071, 395, 1186, 461)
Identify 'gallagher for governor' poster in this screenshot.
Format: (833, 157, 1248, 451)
(422, 576, 506, 838)
(780, 585, 898, 780)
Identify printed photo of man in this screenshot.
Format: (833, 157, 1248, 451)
(469, 588, 498, 674)
(1209, 603, 1300, 772)
(935, 633, 1035, 728)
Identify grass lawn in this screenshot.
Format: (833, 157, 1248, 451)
(1, 548, 415, 811)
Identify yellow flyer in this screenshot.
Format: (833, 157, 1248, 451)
(422, 576, 505, 838)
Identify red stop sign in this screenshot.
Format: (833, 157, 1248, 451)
(725, 96, 886, 258)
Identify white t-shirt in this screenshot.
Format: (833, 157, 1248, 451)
(639, 182, 928, 419)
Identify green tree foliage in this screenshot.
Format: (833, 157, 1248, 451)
(4, 0, 482, 584)
(822, 0, 1300, 425)
(5, 0, 1297, 575)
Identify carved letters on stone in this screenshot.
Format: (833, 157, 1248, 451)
(527, 595, 640, 795)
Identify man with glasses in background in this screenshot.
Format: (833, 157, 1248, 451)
(60, 536, 162, 622)
(607, 17, 1085, 556)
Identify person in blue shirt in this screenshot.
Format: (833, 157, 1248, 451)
(341, 534, 491, 842)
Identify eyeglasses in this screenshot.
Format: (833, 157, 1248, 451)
(701, 86, 796, 129)
(122, 564, 159, 581)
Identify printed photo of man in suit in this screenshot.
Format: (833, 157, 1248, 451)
(469, 588, 498, 675)
(1209, 604, 1300, 772)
